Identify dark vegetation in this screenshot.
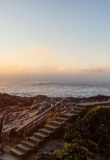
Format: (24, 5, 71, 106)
(54, 106, 110, 160)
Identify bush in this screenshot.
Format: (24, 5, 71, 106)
(54, 106, 110, 160)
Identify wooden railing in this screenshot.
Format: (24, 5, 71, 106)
(16, 98, 65, 140)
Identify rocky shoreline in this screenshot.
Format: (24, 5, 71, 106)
(0, 93, 110, 109)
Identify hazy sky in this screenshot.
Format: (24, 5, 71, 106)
(0, 0, 110, 82)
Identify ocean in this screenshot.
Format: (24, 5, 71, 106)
(0, 81, 110, 98)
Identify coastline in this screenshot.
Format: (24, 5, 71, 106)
(0, 93, 110, 109)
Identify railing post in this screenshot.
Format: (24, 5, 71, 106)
(58, 104, 60, 116)
(24, 126, 26, 141)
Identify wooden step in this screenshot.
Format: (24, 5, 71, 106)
(45, 124, 59, 131)
(16, 143, 32, 153)
(10, 148, 25, 158)
(33, 132, 48, 140)
(73, 107, 84, 111)
(27, 136, 43, 144)
(50, 120, 64, 127)
(55, 117, 69, 122)
(22, 140, 37, 149)
(77, 105, 86, 108)
(61, 113, 78, 118)
(70, 110, 80, 114)
(39, 128, 54, 135)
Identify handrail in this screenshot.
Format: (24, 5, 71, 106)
(16, 98, 65, 133)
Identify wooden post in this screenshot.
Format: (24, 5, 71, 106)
(24, 126, 26, 141)
(58, 104, 60, 116)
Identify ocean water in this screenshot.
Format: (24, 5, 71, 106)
(0, 81, 110, 98)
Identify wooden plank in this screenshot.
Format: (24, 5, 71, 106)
(78, 101, 110, 107)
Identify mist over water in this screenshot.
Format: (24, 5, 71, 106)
(0, 81, 110, 97)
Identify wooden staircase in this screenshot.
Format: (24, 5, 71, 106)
(10, 105, 85, 159)
(9, 100, 110, 159)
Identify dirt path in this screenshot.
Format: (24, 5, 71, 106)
(0, 152, 17, 160)
(27, 138, 64, 160)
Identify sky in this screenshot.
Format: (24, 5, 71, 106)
(0, 0, 110, 82)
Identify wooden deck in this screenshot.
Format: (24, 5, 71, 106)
(77, 101, 110, 107)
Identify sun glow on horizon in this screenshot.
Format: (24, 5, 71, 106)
(0, 45, 83, 75)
